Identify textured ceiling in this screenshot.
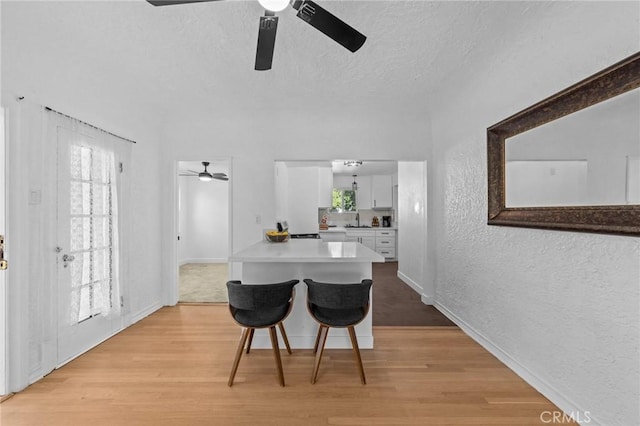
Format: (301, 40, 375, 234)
(2, 1, 553, 127)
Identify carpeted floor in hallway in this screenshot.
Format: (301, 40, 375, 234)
(372, 261, 456, 326)
(179, 263, 228, 303)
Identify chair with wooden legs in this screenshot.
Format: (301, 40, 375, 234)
(303, 278, 373, 385)
(226, 279, 298, 387)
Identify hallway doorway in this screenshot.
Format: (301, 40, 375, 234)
(177, 160, 230, 303)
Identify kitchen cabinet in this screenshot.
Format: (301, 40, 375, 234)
(347, 228, 396, 259)
(345, 230, 376, 251)
(372, 175, 393, 209)
(318, 167, 333, 208)
(375, 229, 396, 259)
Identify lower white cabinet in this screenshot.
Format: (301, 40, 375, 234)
(375, 229, 396, 259)
(346, 230, 376, 251)
(346, 229, 396, 259)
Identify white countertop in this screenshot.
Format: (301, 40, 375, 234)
(230, 239, 385, 263)
(319, 226, 397, 233)
(319, 227, 348, 233)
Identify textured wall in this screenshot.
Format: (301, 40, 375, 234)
(429, 2, 640, 425)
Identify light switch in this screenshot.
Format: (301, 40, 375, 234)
(29, 190, 42, 205)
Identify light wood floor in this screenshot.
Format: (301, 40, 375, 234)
(0, 305, 573, 425)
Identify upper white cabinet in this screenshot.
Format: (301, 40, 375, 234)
(372, 175, 393, 208)
(356, 176, 372, 209)
(317, 167, 333, 208)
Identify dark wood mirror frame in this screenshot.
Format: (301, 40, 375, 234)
(487, 52, 640, 236)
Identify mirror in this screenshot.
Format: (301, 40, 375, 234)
(487, 52, 640, 235)
(506, 89, 639, 207)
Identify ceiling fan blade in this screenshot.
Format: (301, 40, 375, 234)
(187, 169, 200, 174)
(255, 12, 279, 71)
(179, 173, 197, 176)
(213, 176, 229, 181)
(211, 173, 228, 177)
(147, 0, 222, 6)
(293, 0, 366, 52)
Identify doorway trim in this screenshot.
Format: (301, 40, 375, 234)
(168, 158, 233, 305)
(0, 106, 6, 396)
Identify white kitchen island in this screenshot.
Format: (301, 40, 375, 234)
(229, 239, 385, 349)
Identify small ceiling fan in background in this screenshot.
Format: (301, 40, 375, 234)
(180, 162, 229, 181)
(146, 0, 367, 71)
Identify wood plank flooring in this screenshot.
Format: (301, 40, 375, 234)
(0, 305, 573, 425)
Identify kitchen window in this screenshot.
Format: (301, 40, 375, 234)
(332, 188, 356, 212)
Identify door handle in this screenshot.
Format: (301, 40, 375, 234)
(0, 235, 7, 270)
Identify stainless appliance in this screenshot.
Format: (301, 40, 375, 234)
(382, 216, 392, 227)
(289, 233, 320, 239)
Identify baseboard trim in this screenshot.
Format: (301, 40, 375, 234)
(434, 302, 603, 426)
(397, 270, 423, 294)
(131, 302, 163, 325)
(0, 393, 15, 403)
(421, 294, 434, 305)
(397, 271, 434, 305)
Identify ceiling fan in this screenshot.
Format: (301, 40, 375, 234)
(146, 0, 366, 71)
(180, 162, 229, 181)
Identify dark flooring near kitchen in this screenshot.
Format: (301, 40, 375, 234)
(372, 261, 457, 327)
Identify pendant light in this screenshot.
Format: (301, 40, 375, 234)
(352, 174, 358, 191)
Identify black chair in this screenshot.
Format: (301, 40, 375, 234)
(303, 278, 373, 384)
(226, 279, 298, 387)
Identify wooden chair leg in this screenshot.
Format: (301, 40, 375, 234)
(268, 326, 285, 387)
(228, 328, 251, 387)
(348, 326, 366, 385)
(313, 326, 322, 354)
(311, 325, 329, 384)
(245, 328, 255, 354)
(277, 322, 292, 355)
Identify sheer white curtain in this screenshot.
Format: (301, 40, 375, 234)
(46, 108, 131, 324)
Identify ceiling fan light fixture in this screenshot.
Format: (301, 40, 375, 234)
(258, 0, 289, 12)
(199, 173, 213, 182)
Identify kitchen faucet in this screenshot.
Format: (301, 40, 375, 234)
(355, 212, 360, 227)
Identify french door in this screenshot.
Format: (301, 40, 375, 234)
(0, 107, 6, 395)
(56, 126, 122, 365)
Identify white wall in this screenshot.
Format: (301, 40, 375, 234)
(274, 161, 289, 222)
(178, 174, 229, 264)
(428, 2, 640, 425)
(397, 161, 429, 302)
